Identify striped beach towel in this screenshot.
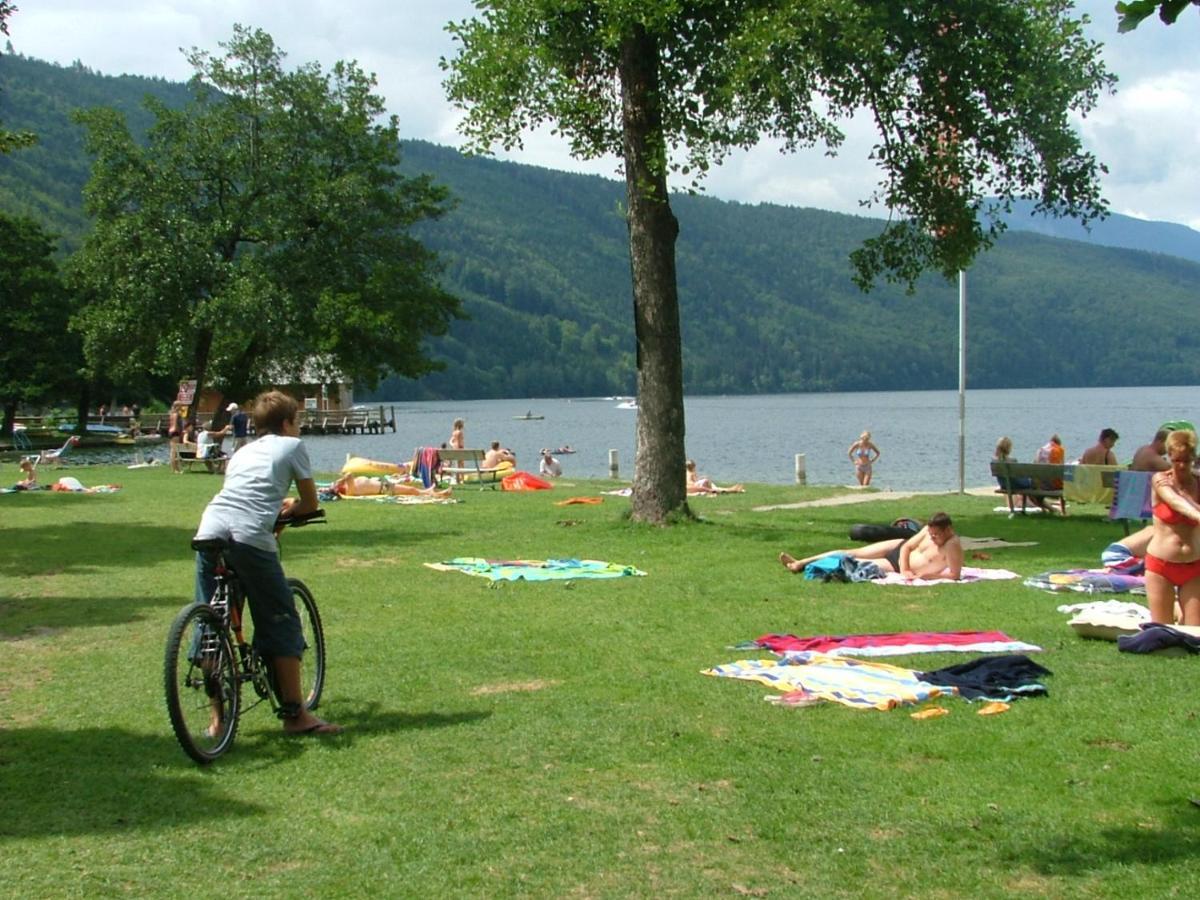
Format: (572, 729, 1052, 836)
(703, 656, 954, 710)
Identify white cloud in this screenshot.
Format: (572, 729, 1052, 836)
(6, 0, 1199, 233)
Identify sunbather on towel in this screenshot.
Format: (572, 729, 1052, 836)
(332, 473, 451, 499)
(780, 512, 964, 581)
(686, 459, 744, 494)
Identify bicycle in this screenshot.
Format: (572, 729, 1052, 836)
(164, 509, 326, 764)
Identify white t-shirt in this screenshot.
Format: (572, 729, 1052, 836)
(195, 434, 312, 553)
(195, 429, 220, 458)
(539, 456, 562, 477)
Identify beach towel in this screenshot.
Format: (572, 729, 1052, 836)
(50, 477, 122, 494)
(555, 497, 604, 506)
(424, 557, 645, 581)
(1110, 470, 1153, 522)
(413, 447, 441, 488)
(1024, 569, 1146, 595)
(870, 567, 1020, 586)
(502, 471, 552, 491)
(744, 631, 1042, 659)
(703, 656, 955, 710)
(1064, 464, 1119, 504)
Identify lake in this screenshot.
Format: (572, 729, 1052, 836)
(75, 385, 1197, 491)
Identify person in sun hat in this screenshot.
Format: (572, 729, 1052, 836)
(227, 401, 251, 452)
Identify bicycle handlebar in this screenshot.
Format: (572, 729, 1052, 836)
(274, 508, 326, 531)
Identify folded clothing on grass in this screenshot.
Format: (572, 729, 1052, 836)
(424, 557, 645, 581)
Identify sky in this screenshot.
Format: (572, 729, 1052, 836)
(6, 1, 1199, 230)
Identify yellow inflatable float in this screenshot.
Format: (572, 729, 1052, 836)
(341, 455, 409, 477)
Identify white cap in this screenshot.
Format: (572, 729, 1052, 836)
(226, 402, 238, 412)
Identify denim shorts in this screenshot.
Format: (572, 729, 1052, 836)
(194, 542, 306, 658)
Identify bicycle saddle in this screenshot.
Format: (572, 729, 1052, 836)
(191, 537, 231, 553)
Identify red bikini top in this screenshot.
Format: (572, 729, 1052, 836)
(1154, 500, 1192, 525)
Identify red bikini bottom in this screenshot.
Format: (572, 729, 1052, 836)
(1145, 553, 1200, 588)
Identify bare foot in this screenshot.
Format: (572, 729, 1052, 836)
(779, 552, 805, 574)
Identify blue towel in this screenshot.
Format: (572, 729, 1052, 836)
(1110, 470, 1152, 521)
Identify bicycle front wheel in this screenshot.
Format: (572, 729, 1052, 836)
(164, 602, 240, 764)
(288, 579, 326, 710)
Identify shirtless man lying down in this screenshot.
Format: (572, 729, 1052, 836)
(779, 512, 964, 581)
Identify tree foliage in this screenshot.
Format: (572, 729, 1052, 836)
(71, 26, 462, 415)
(0, 212, 75, 434)
(442, 0, 1113, 522)
(1116, 0, 1199, 31)
(0, 0, 35, 154)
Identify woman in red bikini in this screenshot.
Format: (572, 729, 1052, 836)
(1145, 429, 1200, 624)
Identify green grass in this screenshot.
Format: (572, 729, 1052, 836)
(1, 466, 1195, 897)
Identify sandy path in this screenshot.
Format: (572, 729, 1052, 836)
(754, 486, 996, 512)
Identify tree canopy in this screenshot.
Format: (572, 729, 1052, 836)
(443, 0, 1113, 522)
(1116, 0, 1199, 31)
(0, 212, 74, 434)
(0, 0, 35, 154)
(71, 25, 462, 414)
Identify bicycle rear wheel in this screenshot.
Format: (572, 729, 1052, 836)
(289, 579, 325, 710)
(164, 602, 240, 764)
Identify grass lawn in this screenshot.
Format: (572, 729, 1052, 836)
(1, 464, 1195, 897)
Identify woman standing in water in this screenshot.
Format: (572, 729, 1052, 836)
(847, 431, 881, 486)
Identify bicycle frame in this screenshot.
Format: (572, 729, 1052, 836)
(202, 551, 276, 709)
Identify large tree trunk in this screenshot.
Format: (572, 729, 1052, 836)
(619, 26, 689, 524)
(188, 327, 214, 428)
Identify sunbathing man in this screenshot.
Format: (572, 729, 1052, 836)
(780, 512, 964, 581)
(332, 473, 451, 498)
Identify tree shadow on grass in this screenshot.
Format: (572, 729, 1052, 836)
(0, 521, 196, 577)
(0, 726, 262, 840)
(1007, 800, 1200, 877)
(1, 592, 186, 639)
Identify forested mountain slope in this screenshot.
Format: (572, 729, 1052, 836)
(3, 52, 1199, 399)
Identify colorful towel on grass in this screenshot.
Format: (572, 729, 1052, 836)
(424, 557, 645, 581)
(871, 567, 1019, 586)
(1025, 569, 1146, 595)
(703, 656, 953, 710)
(555, 497, 604, 506)
(706, 653, 1050, 709)
(742, 631, 1042, 658)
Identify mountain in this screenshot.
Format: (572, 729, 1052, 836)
(3, 52, 1200, 399)
(996, 198, 1200, 265)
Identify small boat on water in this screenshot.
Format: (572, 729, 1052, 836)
(615, 399, 637, 410)
(514, 412, 545, 420)
(554, 445, 577, 455)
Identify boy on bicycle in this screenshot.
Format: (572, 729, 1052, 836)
(194, 390, 341, 735)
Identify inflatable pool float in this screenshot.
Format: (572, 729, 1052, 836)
(460, 460, 514, 482)
(341, 455, 408, 476)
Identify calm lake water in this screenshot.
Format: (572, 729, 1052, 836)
(68, 385, 1198, 491)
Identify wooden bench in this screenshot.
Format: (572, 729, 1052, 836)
(438, 449, 505, 487)
(172, 441, 227, 474)
(989, 461, 1069, 515)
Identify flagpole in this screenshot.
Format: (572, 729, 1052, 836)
(958, 269, 967, 494)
